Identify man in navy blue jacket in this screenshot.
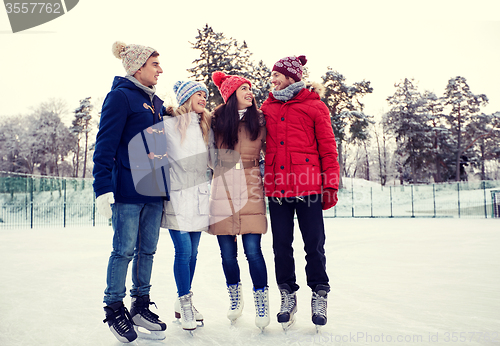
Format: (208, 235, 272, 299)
(93, 41, 169, 343)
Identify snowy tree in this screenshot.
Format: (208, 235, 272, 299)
(36, 98, 68, 118)
(0, 116, 29, 173)
(442, 76, 488, 181)
(465, 112, 500, 180)
(420, 91, 452, 182)
(31, 108, 74, 176)
(70, 97, 93, 178)
(188, 24, 255, 110)
(372, 120, 394, 186)
(384, 78, 430, 183)
(249, 59, 272, 107)
(321, 67, 373, 187)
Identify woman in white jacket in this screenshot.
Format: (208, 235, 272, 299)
(160, 80, 211, 332)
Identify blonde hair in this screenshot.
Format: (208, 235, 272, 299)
(172, 98, 211, 145)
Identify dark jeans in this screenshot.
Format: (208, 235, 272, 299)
(268, 194, 329, 292)
(217, 234, 268, 290)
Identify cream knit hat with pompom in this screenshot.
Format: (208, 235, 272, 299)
(112, 41, 156, 76)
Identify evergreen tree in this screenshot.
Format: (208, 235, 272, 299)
(249, 59, 272, 107)
(465, 112, 500, 180)
(70, 97, 93, 178)
(442, 76, 488, 181)
(421, 91, 450, 182)
(384, 78, 430, 183)
(188, 24, 255, 110)
(321, 67, 373, 187)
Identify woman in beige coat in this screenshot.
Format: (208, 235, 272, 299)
(208, 71, 269, 331)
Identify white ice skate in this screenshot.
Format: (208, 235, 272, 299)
(177, 292, 197, 335)
(227, 282, 244, 324)
(174, 291, 204, 327)
(253, 287, 270, 332)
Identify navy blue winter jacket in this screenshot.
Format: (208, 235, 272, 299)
(93, 76, 169, 203)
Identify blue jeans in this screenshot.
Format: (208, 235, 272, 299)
(169, 230, 202, 297)
(104, 202, 163, 305)
(217, 234, 267, 290)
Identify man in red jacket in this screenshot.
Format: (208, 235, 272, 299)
(260, 55, 340, 330)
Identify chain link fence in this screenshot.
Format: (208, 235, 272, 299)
(1, 175, 500, 228)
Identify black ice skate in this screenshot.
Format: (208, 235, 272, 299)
(311, 285, 328, 333)
(130, 295, 166, 340)
(103, 301, 137, 343)
(277, 284, 297, 332)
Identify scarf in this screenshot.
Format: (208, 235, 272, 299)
(272, 81, 305, 102)
(125, 75, 156, 102)
(238, 109, 247, 120)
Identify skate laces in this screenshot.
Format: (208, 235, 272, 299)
(146, 302, 161, 319)
(103, 306, 134, 336)
(227, 284, 241, 310)
(312, 292, 327, 316)
(136, 300, 161, 322)
(279, 289, 295, 313)
(180, 293, 194, 321)
(254, 289, 268, 317)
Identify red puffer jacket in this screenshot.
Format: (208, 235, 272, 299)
(261, 83, 340, 198)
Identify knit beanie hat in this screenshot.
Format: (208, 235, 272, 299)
(173, 81, 209, 106)
(212, 71, 252, 103)
(272, 55, 307, 82)
(112, 41, 156, 76)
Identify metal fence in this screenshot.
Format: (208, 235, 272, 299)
(323, 179, 500, 219)
(1, 176, 500, 228)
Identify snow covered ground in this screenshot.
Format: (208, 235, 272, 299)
(1, 218, 499, 346)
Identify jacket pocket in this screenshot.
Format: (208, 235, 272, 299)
(290, 152, 322, 190)
(264, 153, 275, 189)
(117, 160, 138, 197)
(198, 184, 210, 215)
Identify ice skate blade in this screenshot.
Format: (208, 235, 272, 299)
(230, 319, 238, 326)
(133, 326, 166, 340)
(281, 317, 296, 333)
(176, 314, 204, 327)
(315, 325, 323, 334)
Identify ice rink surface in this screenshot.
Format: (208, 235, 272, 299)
(1, 218, 499, 346)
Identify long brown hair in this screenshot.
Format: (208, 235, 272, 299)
(212, 93, 260, 150)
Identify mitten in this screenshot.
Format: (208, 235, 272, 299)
(96, 192, 115, 219)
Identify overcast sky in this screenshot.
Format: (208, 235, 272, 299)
(1, 0, 499, 121)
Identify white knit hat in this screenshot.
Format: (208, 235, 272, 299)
(112, 41, 156, 76)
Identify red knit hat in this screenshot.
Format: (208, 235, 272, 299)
(272, 55, 307, 82)
(212, 71, 252, 103)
